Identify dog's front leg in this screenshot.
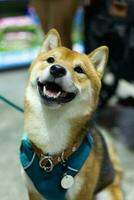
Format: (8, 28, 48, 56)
(66, 177, 95, 200)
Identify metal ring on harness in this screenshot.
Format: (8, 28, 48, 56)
(39, 155, 54, 173)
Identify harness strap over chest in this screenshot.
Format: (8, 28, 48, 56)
(20, 134, 93, 200)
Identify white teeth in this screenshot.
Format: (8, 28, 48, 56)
(43, 86, 61, 98)
(56, 91, 61, 97)
(43, 86, 46, 96)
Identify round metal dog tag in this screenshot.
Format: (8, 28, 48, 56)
(61, 175, 74, 189)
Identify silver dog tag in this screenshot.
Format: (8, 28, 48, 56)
(61, 175, 74, 189)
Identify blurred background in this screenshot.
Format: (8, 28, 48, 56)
(0, 0, 134, 199)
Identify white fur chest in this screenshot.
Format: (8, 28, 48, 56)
(25, 85, 72, 154)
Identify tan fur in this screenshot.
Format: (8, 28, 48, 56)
(23, 29, 123, 200)
(103, 134, 123, 200)
(28, 191, 42, 200)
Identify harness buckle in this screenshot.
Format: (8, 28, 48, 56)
(39, 155, 54, 173)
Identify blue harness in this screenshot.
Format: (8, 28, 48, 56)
(20, 134, 93, 200)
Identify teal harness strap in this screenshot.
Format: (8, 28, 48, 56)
(0, 95, 24, 113)
(20, 134, 93, 200)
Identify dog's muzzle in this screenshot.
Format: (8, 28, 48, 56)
(37, 64, 78, 106)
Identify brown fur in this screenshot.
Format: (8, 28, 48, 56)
(28, 191, 42, 200)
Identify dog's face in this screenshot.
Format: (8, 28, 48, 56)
(27, 29, 108, 114)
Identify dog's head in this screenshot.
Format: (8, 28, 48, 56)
(27, 29, 108, 115)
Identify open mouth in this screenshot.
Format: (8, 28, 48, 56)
(37, 81, 77, 105)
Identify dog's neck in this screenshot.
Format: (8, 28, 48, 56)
(25, 103, 89, 155)
(25, 84, 92, 155)
(41, 108, 73, 154)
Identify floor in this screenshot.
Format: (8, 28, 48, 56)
(0, 69, 134, 200)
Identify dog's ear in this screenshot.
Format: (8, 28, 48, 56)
(88, 46, 109, 78)
(40, 29, 61, 52)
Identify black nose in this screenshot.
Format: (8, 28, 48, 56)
(50, 65, 66, 78)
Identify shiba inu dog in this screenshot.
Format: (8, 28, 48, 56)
(20, 29, 123, 200)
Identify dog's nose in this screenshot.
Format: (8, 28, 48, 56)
(50, 65, 67, 78)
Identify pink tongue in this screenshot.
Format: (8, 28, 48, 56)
(43, 87, 59, 97)
(47, 90, 57, 95)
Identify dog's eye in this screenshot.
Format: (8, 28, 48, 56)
(74, 65, 84, 74)
(46, 57, 55, 63)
